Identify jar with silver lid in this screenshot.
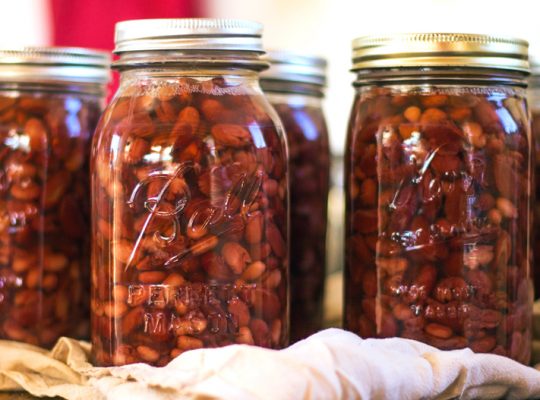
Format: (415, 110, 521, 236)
(344, 33, 533, 363)
(0, 47, 110, 347)
(91, 18, 289, 366)
(261, 52, 329, 342)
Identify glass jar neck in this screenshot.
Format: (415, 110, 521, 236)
(261, 80, 324, 98)
(117, 67, 264, 95)
(265, 91, 323, 108)
(0, 81, 106, 97)
(353, 67, 528, 88)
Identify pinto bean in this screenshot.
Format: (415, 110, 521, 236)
(221, 242, 251, 274)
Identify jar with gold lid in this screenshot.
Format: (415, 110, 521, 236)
(344, 33, 533, 363)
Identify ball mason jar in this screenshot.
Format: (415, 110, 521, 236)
(0, 47, 109, 347)
(91, 19, 290, 366)
(261, 52, 329, 342)
(344, 33, 533, 364)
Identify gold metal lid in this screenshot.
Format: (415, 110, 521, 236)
(352, 33, 529, 73)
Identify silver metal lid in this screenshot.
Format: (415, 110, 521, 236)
(0, 47, 110, 85)
(261, 51, 327, 86)
(114, 18, 264, 53)
(352, 33, 529, 73)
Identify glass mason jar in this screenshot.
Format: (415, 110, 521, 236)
(260, 52, 329, 342)
(0, 48, 109, 347)
(529, 59, 540, 300)
(91, 19, 289, 366)
(344, 34, 533, 364)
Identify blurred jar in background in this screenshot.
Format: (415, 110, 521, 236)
(529, 58, 540, 300)
(345, 33, 533, 364)
(0, 47, 109, 347)
(261, 52, 330, 341)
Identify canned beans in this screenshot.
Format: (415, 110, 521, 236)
(0, 92, 101, 347)
(532, 110, 540, 298)
(270, 101, 329, 341)
(345, 87, 532, 363)
(91, 77, 289, 366)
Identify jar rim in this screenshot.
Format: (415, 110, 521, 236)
(261, 79, 325, 98)
(352, 67, 529, 88)
(112, 51, 270, 72)
(351, 33, 529, 74)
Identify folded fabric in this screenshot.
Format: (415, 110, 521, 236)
(1, 329, 540, 400)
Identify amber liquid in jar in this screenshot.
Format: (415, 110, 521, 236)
(91, 72, 289, 366)
(345, 86, 533, 363)
(0, 87, 103, 346)
(265, 92, 329, 341)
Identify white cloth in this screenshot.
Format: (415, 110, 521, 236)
(2, 328, 540, 399)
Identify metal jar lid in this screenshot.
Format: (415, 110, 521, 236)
(261, 51, 327, 86)
(352, 33, 529, 73)
(0, 47, 110, 85)
(530, 55, 540, 76)
(114, 18, 264, 53)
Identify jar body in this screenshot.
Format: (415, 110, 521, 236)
(91, 71, 289, 366)
(266, 92, 329, 341)
(344, 82, 532, 363)
(529, 84, 540, 299)
(0, 85, 103, 347)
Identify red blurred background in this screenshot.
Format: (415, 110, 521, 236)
(51, 0, 202, 51)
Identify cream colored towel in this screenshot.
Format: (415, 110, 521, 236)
(2, 329, 540, 400)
